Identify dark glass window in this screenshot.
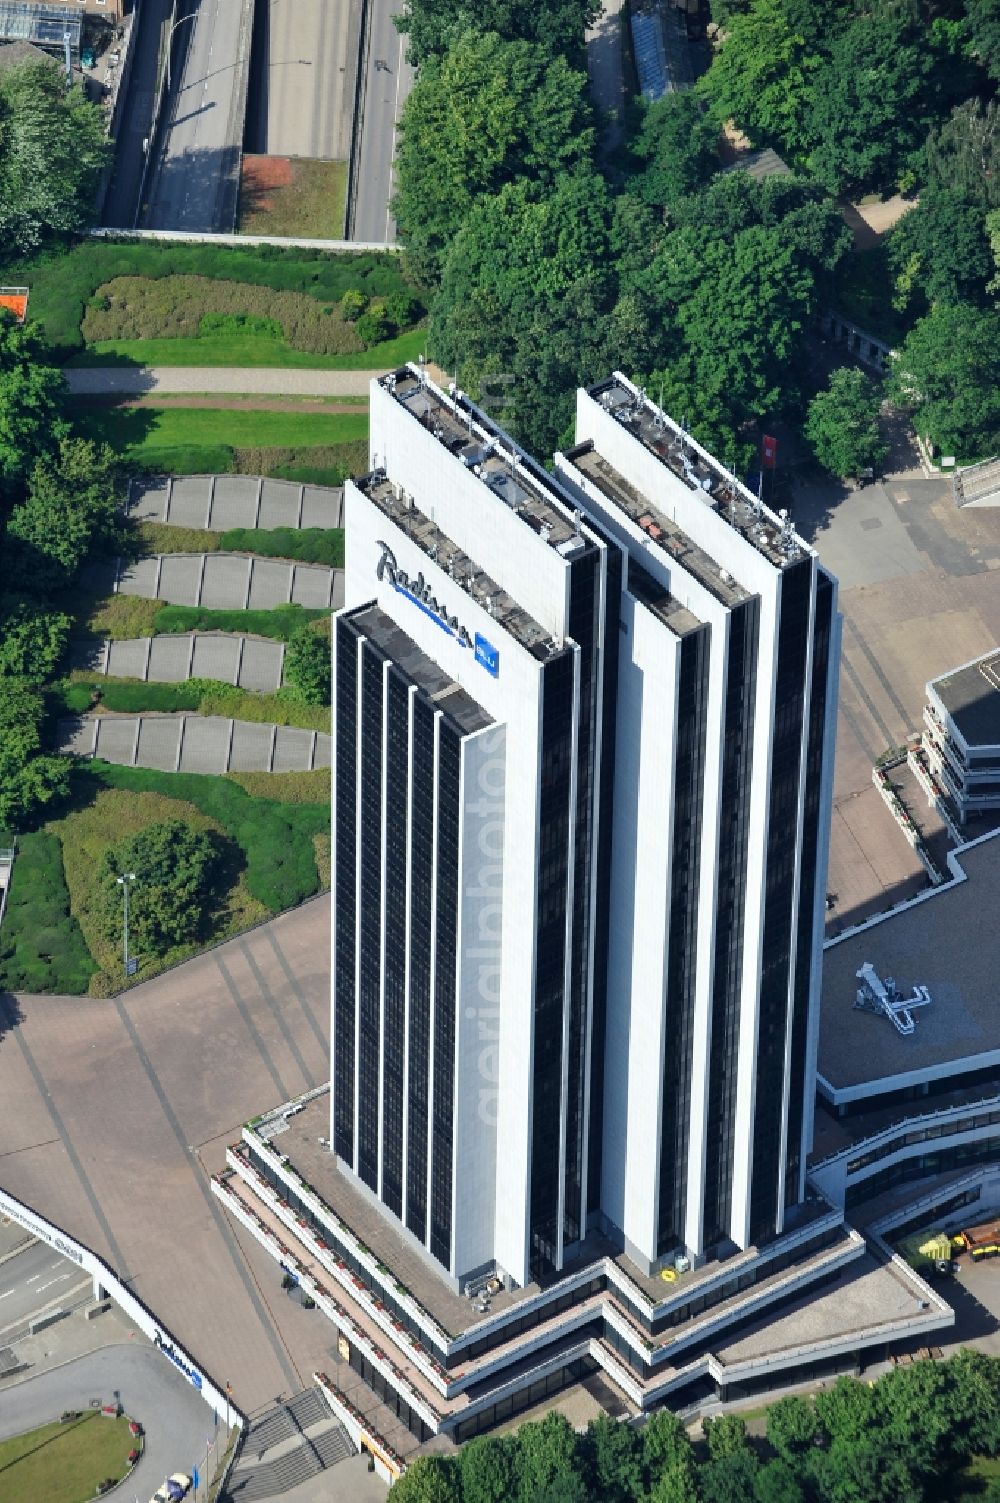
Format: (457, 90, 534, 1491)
(407, 698, 435, 1244)
(381, 671, 409, 1219)
(530, 650, 576, 1280)
(430, 725, 460, 1269)
(334, 618, 360, 1163)
(589, 538, 622, 1218)
(357, 643, 384, 1194)
(703, 598, 759, 1246)
(750, 561, 811, 1243)
(784, 573, 833, 1206)
(658, 625, 709, 1253)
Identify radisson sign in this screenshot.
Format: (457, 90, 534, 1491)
(376, 540, 500, 678)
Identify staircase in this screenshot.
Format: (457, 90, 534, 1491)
(222, 1387, 356, 1501)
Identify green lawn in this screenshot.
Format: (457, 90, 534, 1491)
(74, 406, 368, 461)
(0, 239, 414, 356)
(0, 1412, 134, 1503)
(238, 157, 348, 238)
(68, 326, 426, 371)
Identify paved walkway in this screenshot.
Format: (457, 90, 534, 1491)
(66, 367, 385, 397)
(115, 552, 342, 611)
(586, 0, 626, 158)
(57, 713, 331, 773)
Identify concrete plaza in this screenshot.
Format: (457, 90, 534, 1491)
(0, 898, 335, 1418)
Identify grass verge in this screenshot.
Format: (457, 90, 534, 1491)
(74, 406, 368, 460)
(77, 594, 164, 640)
(71, 327, 425, 371)
(48, 786, 269, 995)
(218, 528, 344, 566)
(0, 832, 96, 994)
(0, 1412, 134, 1503)
(134, 520, 219, 554)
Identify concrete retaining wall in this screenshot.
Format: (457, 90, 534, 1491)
(115, 552, 343, 611)
(128, 475, 344, 531)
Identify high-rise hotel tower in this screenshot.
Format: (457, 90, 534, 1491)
(331, 366, 839, 1295)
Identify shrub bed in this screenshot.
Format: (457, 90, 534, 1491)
(84, 277, 366, 356)
(133, 521, 219, 555)
(84, 762, 329, 914)
(220, 527, 344, 567)
(0, 832, 96, 994)
(0, 239, 413, 355)
(226, 768, 331, 802)
(53, 677, 329, 731)
(234, 439, 367, 483)
(77, 594, 164, 640)
(48, 786, 267, 994)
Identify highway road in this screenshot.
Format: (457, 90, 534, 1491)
(248, 0, 356, 161)
(101, 0, 173, 228)
(0, 1241, 89, 1333)
(144, 0, 253, 232)
(351, 0, 414, 243)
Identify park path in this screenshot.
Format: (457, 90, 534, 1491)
(65, 367, 386, 397)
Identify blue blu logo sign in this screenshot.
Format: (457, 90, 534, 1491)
(475, 634, 500, 678)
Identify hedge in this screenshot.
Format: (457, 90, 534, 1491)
(219, 528, 345, 567)
(0, 832, 96, 994)
(53, 678, 329, 731)
(153, 603, 328, 640)
(84, 762, 329, 913)
(0, 239, 413, 355)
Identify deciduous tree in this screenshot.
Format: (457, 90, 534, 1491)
(0, 59, 108, 254)
(395, 0, 599, 68)
(99, 821, 227, 956)
(805, 367, 887, 478)
(0, 317, 67, 493)
(0, 679, 70, 830)
(888, 301, 1000, 460)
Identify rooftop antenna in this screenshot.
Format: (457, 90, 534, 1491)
(418, 353, 428, 388)
(428, 542, 439, 563)
(778, 508, 797, 555)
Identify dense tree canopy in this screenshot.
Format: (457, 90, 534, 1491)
(926, 98, 1000, 207)
(392, 1352, 1000, 1503)
(888, 301, 1000, 458)
(888, 188, 994, 311)
(6, 436, 121, 592)
(632, 92, 721, 211)
(394, 0, 599, 68)
(0, 679, 70, 829)
(0, 317, 67, 493)
(0, 59, 108, 254)
(392, 33, 594, 285)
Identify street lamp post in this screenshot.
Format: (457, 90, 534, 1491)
(165, 11, 197, 94)
(116, 873, 137, 977)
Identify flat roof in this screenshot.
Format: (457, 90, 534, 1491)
(565, 443, 751, 609)
(626, 557, 705, 638)
(586, 375, 811, 570)
(381, 368, 590, 556)
(356, 471, 564, 664)
(931, 649, 1000, 748)
(343, 605, 493, 737)
(714, 1248, 941, 1366)
(0, 3, 80, 48)
(818, 832, 1000, 1094)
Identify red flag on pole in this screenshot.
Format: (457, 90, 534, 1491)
(761, 434, 778, 469)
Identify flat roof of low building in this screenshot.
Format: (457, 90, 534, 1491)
(818, 832, 1000, 1099)
(931, 649, 1000, 749)
(0, 3, 80, 49)
(343, 605, 493, 737)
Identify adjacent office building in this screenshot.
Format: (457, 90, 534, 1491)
(331, 367, 840, 1290)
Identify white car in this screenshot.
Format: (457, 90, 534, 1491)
(151, 1476, 192, 1503)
